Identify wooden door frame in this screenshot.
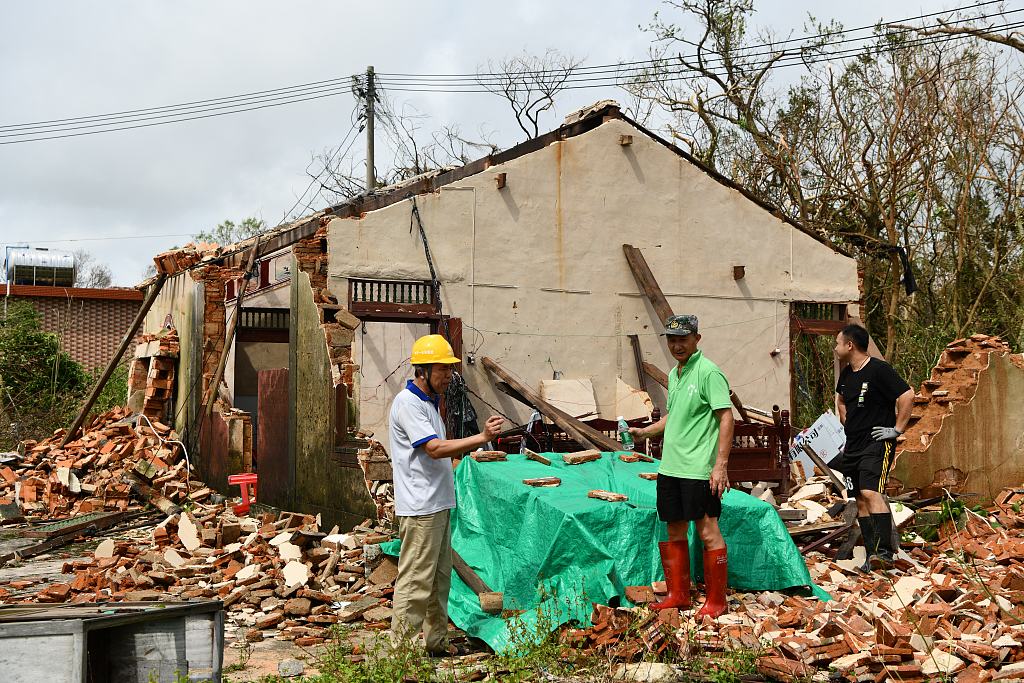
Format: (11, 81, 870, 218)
(789, 303, 848, 421)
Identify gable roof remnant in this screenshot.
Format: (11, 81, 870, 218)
(146, 102, 849, 285)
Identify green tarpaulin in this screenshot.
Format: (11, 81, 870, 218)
(382, 451, 827, 652)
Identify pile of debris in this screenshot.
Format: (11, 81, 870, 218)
(0, 407, 191, 520)
(0, 406, 402, 645)
(571, 484, 1024, 681)
(0, 504, 400, 646)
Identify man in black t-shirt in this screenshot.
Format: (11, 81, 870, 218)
(833, 324, 914, 569)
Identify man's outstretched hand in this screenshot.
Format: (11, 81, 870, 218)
(482, 415, 504, 440)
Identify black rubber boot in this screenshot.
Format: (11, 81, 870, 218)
(857, 516, 876, 572)
(870, 512, 897, 569)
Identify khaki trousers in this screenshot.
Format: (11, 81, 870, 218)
(390, 509, 452, 651)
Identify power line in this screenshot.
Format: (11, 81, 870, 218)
(280, 103, 363, 221)
(6, 233, 194, 244)
(0, 83, 358, 139)
(0, 75, 355, 131)
(375, 20, 1024, 94)
(1, 3, 1017, 145)
(0, 89, 354, 145)
(374, 1, 1017, 82)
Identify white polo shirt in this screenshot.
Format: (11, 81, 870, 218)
(388, 379, 456, 517)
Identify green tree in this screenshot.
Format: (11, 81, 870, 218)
(0, 301, 90, 449)
(194, 217, 265, 246)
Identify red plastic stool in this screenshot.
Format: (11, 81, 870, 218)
(228, 473, 258, 515)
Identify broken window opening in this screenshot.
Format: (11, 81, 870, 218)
(790, 303, 849, 429)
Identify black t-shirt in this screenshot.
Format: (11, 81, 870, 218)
(836, 358, 911, 453)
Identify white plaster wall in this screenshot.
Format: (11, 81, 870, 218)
(353, 321, 432, 451)
(327, 118, 859, 425)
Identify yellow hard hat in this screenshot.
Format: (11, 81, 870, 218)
(410, 334, 460, 365)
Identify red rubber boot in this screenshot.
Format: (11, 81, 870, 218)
(696, 547, 729, 619)
(651, 541, 691, 610)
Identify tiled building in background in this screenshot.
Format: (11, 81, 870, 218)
(4, 285, 143, 370)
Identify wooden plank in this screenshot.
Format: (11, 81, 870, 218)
(800, 520, 857, 554)
(124, 473, 183, 516)
(481, 357, 622, 452)
(452, 550, 503, 614)
(788, 520, 846, 538)
(642, 362, 668, 389)
(60, 274, 168, 447)
(622, 244, 674, 324)
(628, 335, 648, 394)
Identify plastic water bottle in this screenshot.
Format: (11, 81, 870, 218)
(617, 416, 634, 451)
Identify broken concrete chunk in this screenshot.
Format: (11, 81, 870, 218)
(94, 538, 115, 559)
(269, 531, 294, 547)
(283, 560, 309, 588)
(163, 548, 186, 568)
(278, 542, 303, 562)
(178, 514, 201, 552)
(368, 556, 399, 586)
(337, 595, 380, 622)
(921, 651, 966, 676)
(235, 564, 259, 583)
(789, 482, 827, 502)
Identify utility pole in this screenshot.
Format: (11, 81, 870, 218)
(365, 65, 375, 192)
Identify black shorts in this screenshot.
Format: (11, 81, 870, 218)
(831, 441, 896, 495)
(656, 474, 722, 522)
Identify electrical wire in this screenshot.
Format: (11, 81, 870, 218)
(0, 88, 355, 145)
(378, 19, 1024, 94)
(375, 0, 1012, 79)
(378, 7, 1024, 87)
(9, 233, 195, 244)
(136, 412, 193, 490)
(280, 102, 362, 221)
(1, 3, 1017, 144)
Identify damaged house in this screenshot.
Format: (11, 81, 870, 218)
(136, 103, 863, 528)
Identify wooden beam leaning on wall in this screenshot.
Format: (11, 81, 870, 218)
(622, 244, 674, 325)
(480, 357, 623, 453)
(60, 274, 169, 448)
(642, 362, 668, 389)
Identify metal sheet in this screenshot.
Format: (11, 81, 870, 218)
(257, 368, 290, 509)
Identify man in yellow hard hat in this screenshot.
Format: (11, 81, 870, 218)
(389, 334, 503, 655)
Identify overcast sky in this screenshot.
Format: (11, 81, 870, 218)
(1, 0, 963, 285)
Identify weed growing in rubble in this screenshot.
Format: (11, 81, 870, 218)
(287, 625, 458, 683)
(223, 638, 254, 674)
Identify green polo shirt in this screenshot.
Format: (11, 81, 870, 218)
(659, 350, 732, 479)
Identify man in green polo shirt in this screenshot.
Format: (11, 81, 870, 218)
(630, 314, 734, 618)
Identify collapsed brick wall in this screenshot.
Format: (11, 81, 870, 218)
(899, 334, 1014, 454)
(189, 264, 243, 402)
(293, 221, 394, 520)
(292, 222, 359, 389)
(127, 330, 180, 422)
(894, 333, 1024, 501)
